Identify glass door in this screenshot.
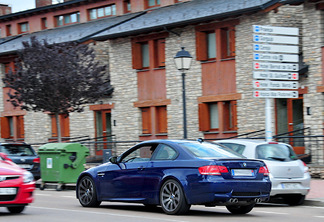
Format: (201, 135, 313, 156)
(276, 98, 305, 154)
(95, 110, 112, 155)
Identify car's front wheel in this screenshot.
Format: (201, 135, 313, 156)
(77, 176, 101, 207)
(226, 203, 255, 214)
(7, 206, 25, 214)
(160, 179, 190, 215)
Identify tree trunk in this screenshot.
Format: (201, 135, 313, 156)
(55, 113, 62, 143)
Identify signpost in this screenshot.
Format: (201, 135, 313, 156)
(252, 25, 299, 141)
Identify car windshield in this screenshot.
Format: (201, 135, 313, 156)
(180, 141, 244, 159)
(255, 144, 298, 161)
(0, 145, 36, 156)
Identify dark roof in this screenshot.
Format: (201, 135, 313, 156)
(0, 12, 143, 55)
(0, 0, 98, 21)
(92, 0, 281, 40)
(0, 0, 283, 56)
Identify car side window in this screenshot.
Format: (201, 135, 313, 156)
(220, 143, 245, 155)
(121, 145, 156, 163)
(152, 144, 177, 160)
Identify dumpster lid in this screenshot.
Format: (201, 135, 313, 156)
(38, 143, 89, 153)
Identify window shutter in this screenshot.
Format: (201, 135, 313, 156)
(196, 31, 207, 61)
(231, 101, 237, 130)
(60, 114, 70, 138)
(131, 41, 142, 69)
(141, 107, 152, 134)
(198, 103, 210, 131)
(229, 27, 236, 57)
(50, 115, 58, 137)
(0, 117, 10, 139)
(17, 116, 24, 139)
(156, 39, 165, 67)
(156, 106, 167, 134)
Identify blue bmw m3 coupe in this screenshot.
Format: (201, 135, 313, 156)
(76, 139, 271, 215)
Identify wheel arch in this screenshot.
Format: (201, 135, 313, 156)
(159, 175, 191, 205)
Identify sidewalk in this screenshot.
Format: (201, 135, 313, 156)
(305, 179, 324, 206)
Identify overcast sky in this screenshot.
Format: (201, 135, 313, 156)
(0, 0, 63, 13)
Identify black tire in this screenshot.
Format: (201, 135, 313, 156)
(7, 206, 25, 214)
(226, 203, 255, 214)
(77, 176, 101, 207)
(283, 194, 305, 206)
(160, 179, 190, 215)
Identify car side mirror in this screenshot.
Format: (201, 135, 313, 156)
(109, 156, 118, 164)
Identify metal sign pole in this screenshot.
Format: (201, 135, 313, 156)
(265, 97, 272, 141)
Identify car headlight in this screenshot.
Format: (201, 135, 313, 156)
(23, 171, 34, 183)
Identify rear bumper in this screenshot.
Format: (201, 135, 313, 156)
(185, 178, 271, 205)
(270, 174, 311, 196)
(0, 182, 35, 206)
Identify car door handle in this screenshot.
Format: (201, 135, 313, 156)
(137, 166, 145, 171)
(97, 172, 105, 177)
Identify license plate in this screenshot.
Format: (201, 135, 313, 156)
(232, 169, 254, 176)
(281, 183, 302, 189)
(18, 164, 31, 169)
(0, 188, 17, 195)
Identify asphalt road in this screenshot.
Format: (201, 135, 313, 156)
(1, 189, 324, 222)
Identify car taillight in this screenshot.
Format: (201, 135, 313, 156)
(33, 157, 40, 163)
(199, 165, 229, 175)
(258, 166, 269, 176)
(302, 161, 309, 173)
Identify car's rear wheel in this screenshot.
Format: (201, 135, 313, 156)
(283, 194, 305, 206)
(226, 203, 255, 214)
(160, 179, 190, 215)
(77, 176, 101, 207)
(7, 206, 25, 214)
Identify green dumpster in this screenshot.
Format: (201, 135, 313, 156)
(38, 143, 89, 191)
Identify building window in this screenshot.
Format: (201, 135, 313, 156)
(199, 101, 237, 132)
(124, 0, 131, 13)
(18, 22, 29, 34)
(55, 12, 80, 27)
(50, 114, 70, 140)
(207, 32, 216, 59)
(141, 42, 150, 68)
(196, 23, 236, 61)
(88, 4, 116, 20)
(6, 24, 11, 36)
(146, 0, 160, 8)
(0, 116, 24, 140)
(141, 106, 167, 135)
(131, 33, 167, 70)
(221, 27, 235, 58)
(41, 17, 47, 30)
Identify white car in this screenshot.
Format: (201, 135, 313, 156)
(217, 139, 310, 205)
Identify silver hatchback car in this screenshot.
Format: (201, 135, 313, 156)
(217, 139, 310, 205)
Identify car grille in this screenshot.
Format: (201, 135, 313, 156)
(232, 192, 261, 196)
(0, 175, 20, 182)
(0, 194, 17, 201)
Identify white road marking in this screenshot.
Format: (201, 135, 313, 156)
(255, 210, 288, 215)
(29, 206, 189, 222)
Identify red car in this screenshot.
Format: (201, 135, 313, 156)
(0, 153, 35, 213)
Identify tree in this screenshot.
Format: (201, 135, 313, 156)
(3, 37, 113, 142)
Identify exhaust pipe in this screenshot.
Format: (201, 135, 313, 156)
(228, 198, 239, 203)
(254, 198, 262, 203)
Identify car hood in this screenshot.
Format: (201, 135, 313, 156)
(262, 159, 304, 178)
(0, 160, 24, 175)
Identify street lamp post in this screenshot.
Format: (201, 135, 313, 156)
(174, 47, 192, 139)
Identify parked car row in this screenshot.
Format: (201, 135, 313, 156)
(0, 138, 311, 215)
